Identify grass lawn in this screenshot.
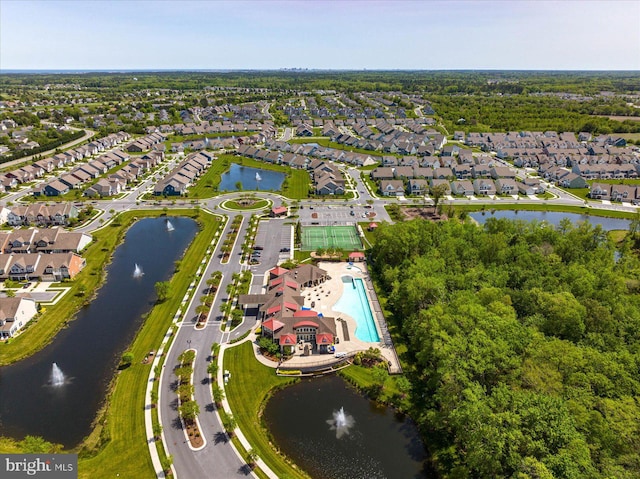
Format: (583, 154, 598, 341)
(358, 222, 377, 247)
(77, 210, 221, 478)
(223, 342, 308, 479)
(185, 155, 311, 200)
(452, 202, 638, 219)
(223, 198, 270, 210)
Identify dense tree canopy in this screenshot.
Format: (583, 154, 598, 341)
(370, 218, 640, 479)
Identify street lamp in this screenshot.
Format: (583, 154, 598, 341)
(187, 339, 192, 350)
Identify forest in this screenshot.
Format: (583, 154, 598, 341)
(370, 218, 640, 479)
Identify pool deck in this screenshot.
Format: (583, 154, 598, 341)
(278, 261, 402, 374)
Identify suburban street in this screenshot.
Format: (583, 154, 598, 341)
(1, 147, 638, 479)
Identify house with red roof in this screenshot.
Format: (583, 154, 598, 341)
(239, 263, 335, 354)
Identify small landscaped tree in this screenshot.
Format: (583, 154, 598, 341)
(246, 449, 259, 470)
(179, 401, 200, 423)
(120, 351, 134, 368)
(211, 384, 225, 408)
(155, 281, 171, 303)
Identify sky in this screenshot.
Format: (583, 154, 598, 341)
(1, 0, 639, 71)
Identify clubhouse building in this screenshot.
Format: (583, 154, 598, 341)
(239, 264, 336, 354)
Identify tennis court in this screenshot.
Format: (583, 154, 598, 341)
(302, 225, 363, 251)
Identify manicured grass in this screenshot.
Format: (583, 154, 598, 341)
(77, 210, 221, 478)
(223, 198, 270, 210)
(223, 342, 307, 479)
(185, 155, 311, 200)
(452, 202, 638, 219)
(358, 222, 377, 247)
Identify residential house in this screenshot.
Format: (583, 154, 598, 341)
(451, 180, 474, 196)
(379, 179, 405, 196)
(0, 297, 38, 339)
(407, 179, 429, 196)
(473, 179, 497, 196)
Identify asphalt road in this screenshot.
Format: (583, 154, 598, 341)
(1, 148, 639, 479)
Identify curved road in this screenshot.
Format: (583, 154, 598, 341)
(1, 149, 638, 479)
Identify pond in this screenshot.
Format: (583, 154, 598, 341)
(263, 375, 431, 479)
(0, 216, 197, 447)
(469, 210, 631, 231)
(219, 163, 285, 192)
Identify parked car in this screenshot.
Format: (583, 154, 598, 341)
(280, 247, 290, 252)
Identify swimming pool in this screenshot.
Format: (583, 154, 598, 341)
(333, 276, 380, 342)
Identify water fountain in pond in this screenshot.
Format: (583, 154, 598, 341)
(133, 263, 144, 278)
(166, 219, 175, 232)
(255, 172, 262, 181)
(51, 363, 65, 387)
(327, 406, 355, 439)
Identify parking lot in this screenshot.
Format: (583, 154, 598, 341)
(251, 218, 293, 268)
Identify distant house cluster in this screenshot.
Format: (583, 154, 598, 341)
(86, 151, 163, 197)
(370, 153, 545, 197)
(0, 132, 130, 193)
(125, 132, 166, 152)
(464, 130, 638, 190)
(153, 151, 214, 196)
(239, 264, 336, 354)
(34, 149, 131, 197)
(329, 119, 445, 156)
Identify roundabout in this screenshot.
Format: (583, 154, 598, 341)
(220, 196, 272, 211)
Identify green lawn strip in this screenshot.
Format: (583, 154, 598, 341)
(77, 210, 221, 478)
(223, 342, 308, 479)
(359, 170, 380, 195)
(452, 202, 638, 219)
(224, 198, 270, 210)
(358, 222, 377, 247)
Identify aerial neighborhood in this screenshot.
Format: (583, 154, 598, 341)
(1, 69, 639, 479)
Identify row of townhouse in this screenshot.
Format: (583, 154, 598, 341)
(589, 183, 640, 203)
(86, 151, 164, 197)
(5, 203, 78, 227)
(33, 149, 131, 197)
(153, 151, 214, 196)
(0, 132, 131, 192)
(0, 227, 92, 255)
(330, 130, 445, 156)
(252, 141, 379, 167)
(380, 177, 545, 197)
(125, 132, 166, 153)
(0, 252, 85, 282)
(173, 136, 243, 153)
(514, 151, 640, 169)
(311, 160, 346, 195)
(370, 164, 511, 183)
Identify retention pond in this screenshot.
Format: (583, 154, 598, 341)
(0, 216, 197, 447)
